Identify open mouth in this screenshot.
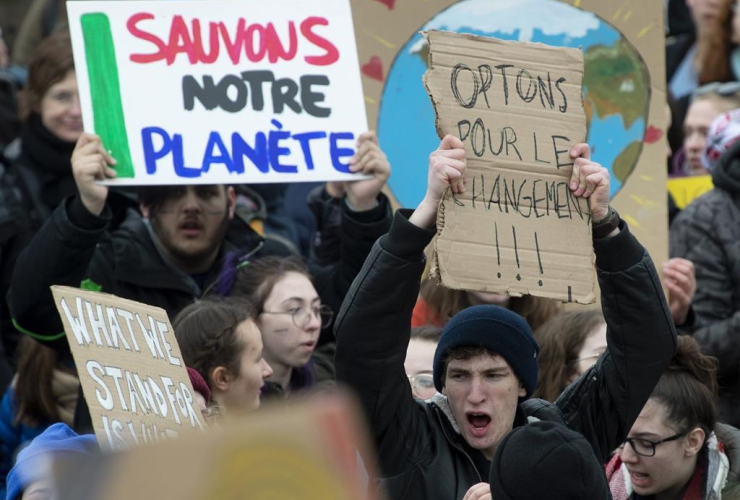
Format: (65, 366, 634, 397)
(179, 220, 204, 235)
(628, 470, 650, 488)
(466, 413, 492, 437)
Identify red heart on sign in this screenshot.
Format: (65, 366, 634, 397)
(372, 0, 396, 9)
(644, 125, 663, 144)
(362, 56, 384, 82)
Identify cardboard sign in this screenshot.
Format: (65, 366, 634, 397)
(66, 0, 368, 185)
(425, 31, 596, 304)
(51, 286, 204, 449)
(54, 394, 384, 500)
(667, 175, 713, 210)
(353, 0, 670, 280)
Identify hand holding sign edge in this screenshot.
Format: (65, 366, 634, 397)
(569, 143, 610, 223)
(409, 134, 466, 229)
(72, 133, 118, 216)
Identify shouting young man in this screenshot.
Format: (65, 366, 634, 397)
(334, 135, 677, 499)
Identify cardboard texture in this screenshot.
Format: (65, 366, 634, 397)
(351, 0, 669, 274)
(50, 286, 204, 450)
(66, 0, 370, 186)
(55, 394, 383, 500)
(668, 175, 714, 209)
(424, 31, 595, 304)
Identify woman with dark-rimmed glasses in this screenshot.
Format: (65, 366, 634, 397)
(605, 336, 736, 499)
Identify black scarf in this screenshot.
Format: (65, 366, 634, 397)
(18, 114, 77, 211)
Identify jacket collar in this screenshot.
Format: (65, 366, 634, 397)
(111, 210, 262, 295)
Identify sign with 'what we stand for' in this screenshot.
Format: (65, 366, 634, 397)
(51, 286, 204, 450)
(67, 0, 368, 185)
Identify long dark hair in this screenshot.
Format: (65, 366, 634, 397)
(532, 309, 605, 403)
(173, 298, 254, 390)
(650, 336, 719, 445)
(14, 336, 74, 426)
(694, 0, 734, 85)
(420, 278, 561, 332)
(229, 256, 311, 312)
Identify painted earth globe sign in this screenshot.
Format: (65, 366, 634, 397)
(378, 0, 650, 208)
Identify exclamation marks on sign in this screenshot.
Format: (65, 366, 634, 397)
(495, 222, 501, 279)
(81, 13, 135, 178)
(512, 226, 521, 281)
(535, 232, 543, 287)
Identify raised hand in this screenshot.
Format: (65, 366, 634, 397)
(342, 131, 391, 211)
(409, 134, 466, 229)
(569, 143, 610, 222)
(71, 133, 117, 216)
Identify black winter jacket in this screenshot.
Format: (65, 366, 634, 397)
(335, 210, 677, 500)
(9, 194, 390, 349)
(670, 139, 740, 427)
(8, 193, 390, 431)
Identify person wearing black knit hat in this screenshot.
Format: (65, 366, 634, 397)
(335, 135, 677, 500)
(489, 421, 611, 500)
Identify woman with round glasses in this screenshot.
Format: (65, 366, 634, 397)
(605, 336, 734, 499)
(229, 256, 336, 399)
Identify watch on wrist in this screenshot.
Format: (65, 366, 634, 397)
(592, 206, 620, 239)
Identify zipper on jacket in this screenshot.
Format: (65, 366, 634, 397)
(432, 405, 482, 483)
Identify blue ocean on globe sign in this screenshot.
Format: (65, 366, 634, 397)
(379, 0, 650, 207)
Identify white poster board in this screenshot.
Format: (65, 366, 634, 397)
(67, 0, 369, 185)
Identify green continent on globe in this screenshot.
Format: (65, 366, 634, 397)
(583, 39, 648, 129)
(613, 140, 642, 182)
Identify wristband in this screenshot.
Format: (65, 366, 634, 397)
(592, 206, 620, 239)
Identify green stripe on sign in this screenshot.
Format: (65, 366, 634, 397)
(81, 13, 135, 178)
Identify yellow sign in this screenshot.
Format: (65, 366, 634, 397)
(667, 175, 713, 210)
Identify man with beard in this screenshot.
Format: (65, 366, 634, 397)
(8, 131, 391, 430)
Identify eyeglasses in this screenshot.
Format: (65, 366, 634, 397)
(408, 373, 436, 399)
(261, 304, 334, 329)
(692, 81, 740, 101)
(619, 431, 688, 457)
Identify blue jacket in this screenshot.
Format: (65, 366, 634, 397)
(0, 386, 46, 498)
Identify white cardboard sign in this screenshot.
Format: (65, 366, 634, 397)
(67, 0, 368, 185)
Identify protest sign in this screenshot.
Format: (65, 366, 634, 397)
(55, 394, 384, 500)
(425, 30, 596, 304)
(51, 286, 204, 449)
(66, 0, 368, 185)
(667, 175, 713, 210)
(353, 0, 669, 277)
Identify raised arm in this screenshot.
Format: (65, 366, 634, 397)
(551, 145, 677, 461)
(312, 132, 392, 343)
(7, 134, 117, 349)
(334, 135, 465, 475)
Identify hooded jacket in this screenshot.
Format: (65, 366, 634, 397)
(335, 209, 677, 500)
(670, 139, 740, 427)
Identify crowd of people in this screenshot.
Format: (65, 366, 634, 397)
(0, 0, 738, 498)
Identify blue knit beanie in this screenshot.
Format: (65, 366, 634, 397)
(6, 423, 98, 500)
(432, 305, 540, 398)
